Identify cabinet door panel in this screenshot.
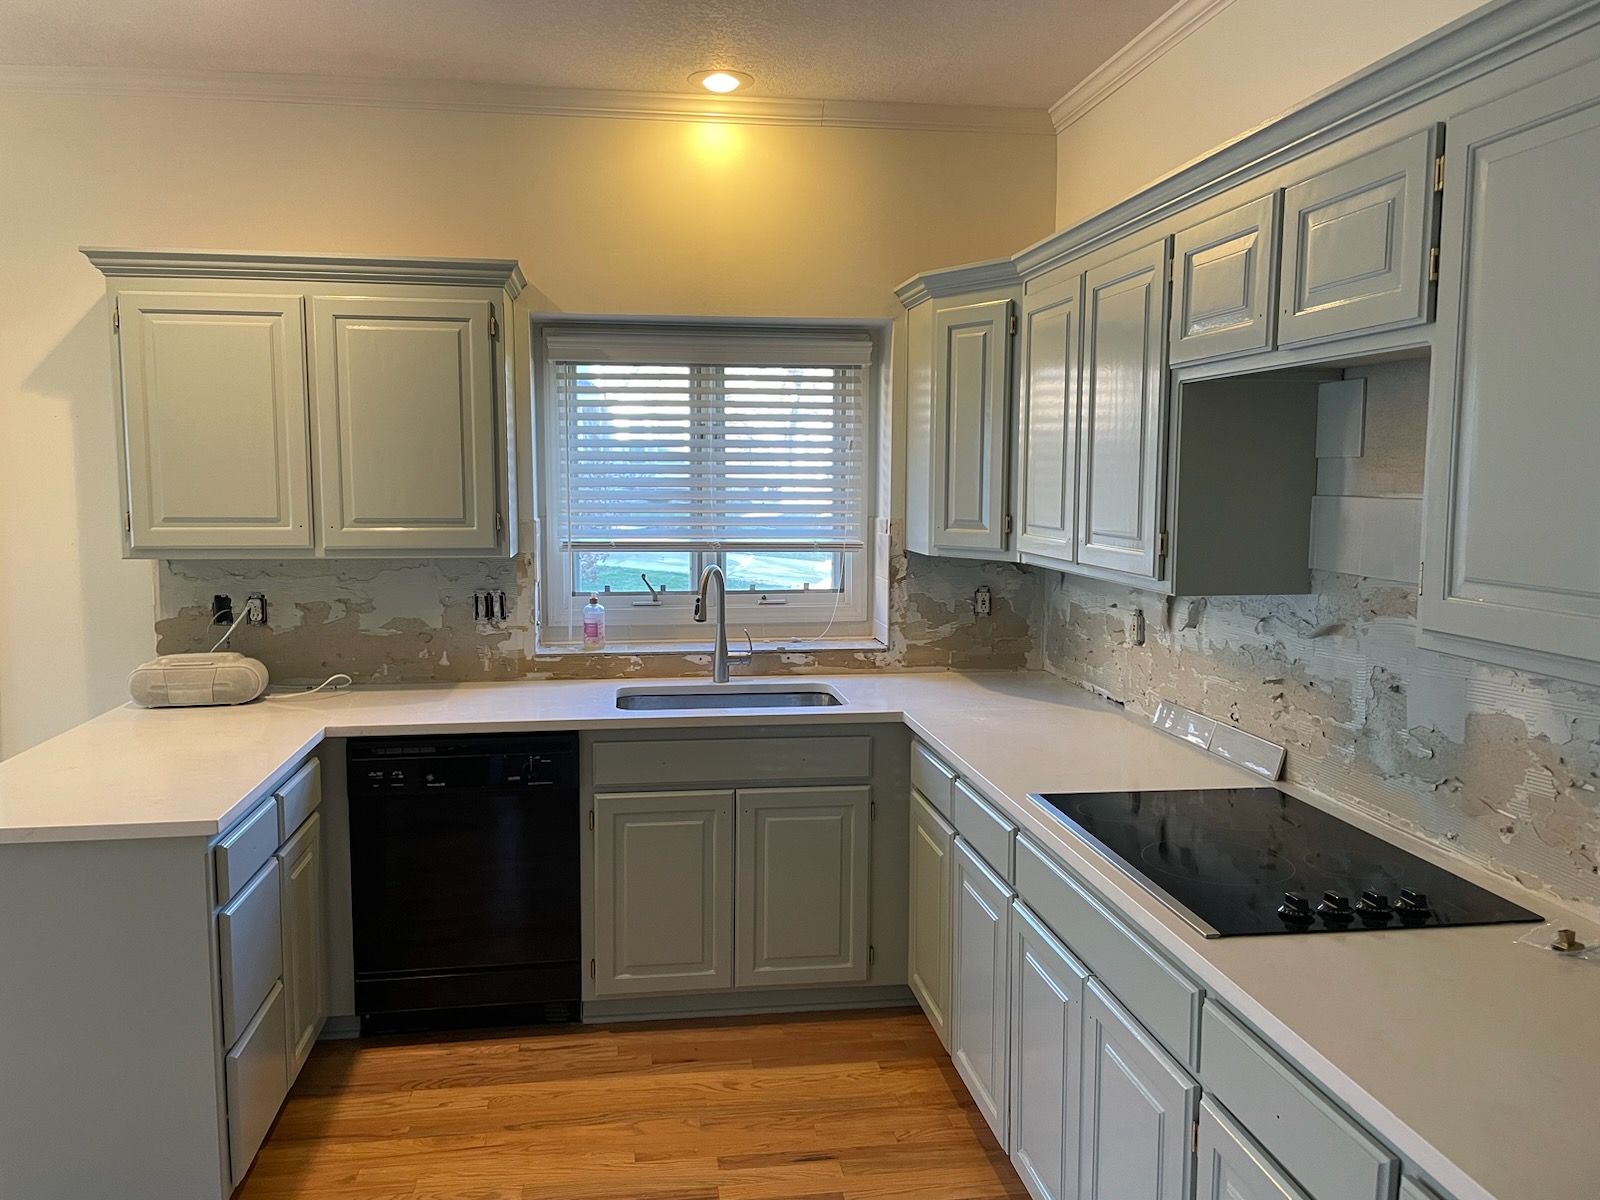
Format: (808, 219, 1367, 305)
(1279, 127, 1438, 346)
(1009, 901, 1088, 1200)
(118, 291, 313, 551)
(1079, 242, 1168, 579)
(950, 837, 1013, 1146)
(1197, 1098, 1311, 1200)
(908, 791, 955, 1047)
(225, 980, 289, 1187)
(1170, 193, 1279, 364)
(311, 296, 499, 551)
(932, 298, 1012, 553)
(1079, 980, 1198, 1200)
(279, 812, 326, 1082)
(1017, 275, 1082, 565)
(1421, 61, 1600, 671)
(736, 786, 871, 988)
(593, 790, 733, 995)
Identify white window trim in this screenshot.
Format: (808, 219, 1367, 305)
(531, 317, 885, 651)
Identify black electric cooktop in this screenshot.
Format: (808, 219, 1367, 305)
(1031, 787, 1542, 938)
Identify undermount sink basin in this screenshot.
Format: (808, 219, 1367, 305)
(615, 683, 846, 711)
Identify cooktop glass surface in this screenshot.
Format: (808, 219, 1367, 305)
(1032, 787, 1542, 937)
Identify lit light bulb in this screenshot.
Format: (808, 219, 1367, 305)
(690, 69, 753, 94)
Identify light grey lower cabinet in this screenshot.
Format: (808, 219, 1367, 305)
(735, 786, 871, 988)
(950, 836, 1014, 1146)
(1197, 1097, 1311, 1200)
(225, 980, 289, 1187)
(1008, 901, 1088, 1200)
(279, 811, 327, 1081)
(908, 790, 955, 1047)
(592, 789, 735, 996)
(1078, 978, 1199, 1200)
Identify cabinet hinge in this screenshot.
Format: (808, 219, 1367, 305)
(588, 809, 595, 831)
(488, 307, 499, 338)
(111, 299, 120, 333)
(1008, 311, 1017, 337)
(870, 800, 876, 822)
(1004, 514, 1014, 536)
(1429, 247, 1440, 283)
(124, 512, 132, 533)
(1192, 1119, 1200, 1155)
(496, 511, 505, 532)
(869, 944, 876, 966)
(589, 958, 596, 980)
(1418, 560, 1425, 596)
(1157, 530, 1169, 557)
(1434, 154, 1446, 193)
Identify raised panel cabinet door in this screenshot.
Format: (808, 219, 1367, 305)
(1170, 192, 1280, 365)
(950, 836, 1014, 1147)
(1279, 126, 1439, 347)
(1008, 901, 1089, 1200)
(117, 290, 313, 552)
(1016, 274, 1082, 567)
(278, 812, 326, 1083)
(1420, 60, 1600, 674)
(593, 790, 734, 996)
(310, 295, 500, 552)
(735, 786, 872, 987)
(1197, 1098, 1311, 1200)
(1078, 980, 1199, 1200)
(908, 790, 955, 1047)
(1078, 240, 1169, 579)
(932, 297, 1013, 554)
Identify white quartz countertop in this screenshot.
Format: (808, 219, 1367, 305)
(0, 669, 1591, 1200)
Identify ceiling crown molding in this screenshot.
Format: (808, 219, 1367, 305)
(81, 248, 527, 297)
(1048, 0, 1237, 134)
(0, 66, 1053, 136)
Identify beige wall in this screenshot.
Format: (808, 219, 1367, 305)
(0, 90, 1055, 756)
(1053, 0, 1489, 229)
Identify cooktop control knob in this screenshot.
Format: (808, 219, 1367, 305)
(1396, 888, 1432, 920)
(1354, 890, 1393, 923)
(1316, 891, 1355, 924)
(1276, 891, 1314, 925)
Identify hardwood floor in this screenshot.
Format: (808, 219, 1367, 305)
(237, 1007, 1029, 1200)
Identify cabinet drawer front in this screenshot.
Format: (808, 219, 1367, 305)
(911, 742, 956, 818)
(218, 856, 284, 1047)
(1200, 1002, 1398, 1200)
(1399, 1181, 1444, 1200)
(1170, 192, 1280, 365)
(1016, 834, 1200, 1067)
(1279, 126, 1438, 347)
(214, 795, 281, 904)
(592, 736, 871, 788)
(1198, 1096, 1312, 1200)
(225, 980, 289, 1187)
(953, 779, 1016, 882)
(275, 757, 321, 842)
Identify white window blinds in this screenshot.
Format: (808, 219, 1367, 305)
(546, 326, 872, 552)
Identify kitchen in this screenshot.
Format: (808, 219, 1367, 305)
(2, 1, 1599, 1199)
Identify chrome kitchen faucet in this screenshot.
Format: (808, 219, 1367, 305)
(693, 565, 753, 683)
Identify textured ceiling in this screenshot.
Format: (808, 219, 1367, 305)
(0, 0, 1178, 109)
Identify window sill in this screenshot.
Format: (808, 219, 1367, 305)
(533, 637, 887, 658)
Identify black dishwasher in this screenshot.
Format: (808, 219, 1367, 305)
(348, 733, 580, 1033)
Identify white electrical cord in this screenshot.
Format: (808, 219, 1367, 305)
(264, 674, 354, 699)
(209, 608, 249, 653)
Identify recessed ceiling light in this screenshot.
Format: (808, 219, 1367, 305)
(690, 69, 753, 94)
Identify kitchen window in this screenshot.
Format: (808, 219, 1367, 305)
(536, 323, 878, 647)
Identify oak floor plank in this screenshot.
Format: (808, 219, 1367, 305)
(236, 1008, 1028, 1200)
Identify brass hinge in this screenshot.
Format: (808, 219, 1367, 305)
(589, 958, 596, 980)
(1004, 514, 1014, 536)
(488, 307, 499, 338)
(496, 511, 505, 532)
(112, 300, 120, 333)
(124, 512, 132, 533)
(1429, 247, 1440, 282)
(1192, 1119, 1200, 1155)
(1008, 310, 1017, 337)
(1158, 530, 1169, 557)
(588, 809, 595, 831)
(1434, 154, 1446, 192)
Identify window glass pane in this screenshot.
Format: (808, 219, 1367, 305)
(722, 551, 842, 593)
(574, 552, 694, 595)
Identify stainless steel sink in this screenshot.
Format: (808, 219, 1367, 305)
(615, 683, 845, 711)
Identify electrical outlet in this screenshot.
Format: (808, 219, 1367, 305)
(974, 586, 992, 617)
(245, 594, 268, 626)
(211, 594, 233, 626)
(473, 589, 508, 625)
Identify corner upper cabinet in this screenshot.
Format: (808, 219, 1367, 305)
(86, 249, 523, 559)
(1278, 126, 1440, 347)
(1014, 272, 1082, 568)
(1419, 58, 1600, 686)
(1169, 191, 1280, 365)
(899, 262, 1020, 560)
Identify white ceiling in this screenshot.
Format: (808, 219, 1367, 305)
(0, 0, 1179, 111)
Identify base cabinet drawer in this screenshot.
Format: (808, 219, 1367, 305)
(214, 796, 280, 904)
(1200, 1002, 1398, 1200)
(1399, 1181, 1444, 1200)
(911, 742, 956, 818)
(225, 980, 289, 1186)
(953, 779, 1016, 882)
(1198, 1097, 1311, 1200)
(217, 857, 283, 1047)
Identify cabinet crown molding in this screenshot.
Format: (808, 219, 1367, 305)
(894, 258, 1020, 308)
(81, 248, 526, 297)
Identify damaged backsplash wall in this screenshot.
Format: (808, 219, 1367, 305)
(156, 529, 1045, 684)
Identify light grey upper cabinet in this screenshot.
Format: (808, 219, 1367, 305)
(908, 790, 955, 1049)
(1420, 57, 1600, 684)
(278, 811, 326, 1083)
(1008, 900, 1088, 1200)
(592, 789, 734, 996)
(1015, 272, 1082, 568)
(1197, 1097, 1311, 1200)
(932, 297, 1014, 555)
(734, 786, 871, 988)
(116, 291, 314, 553)
(950, 835, 1014, 1148)
(1278, 126, 1440, 347)
(1078, 238, 1170, 581)
(310, 296, 501, 553)
(1079, 979, 1199, 1200)
(1169, 192, 1280, 365)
